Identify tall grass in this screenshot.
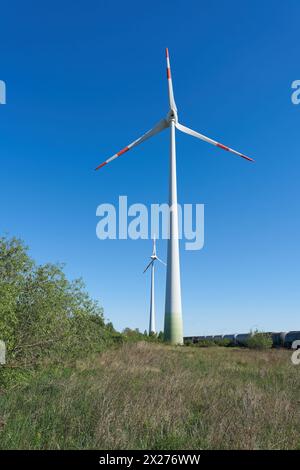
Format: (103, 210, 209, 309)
(0, 342, 299, 449)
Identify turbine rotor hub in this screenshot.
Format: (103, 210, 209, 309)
(167, 109, 178, 123)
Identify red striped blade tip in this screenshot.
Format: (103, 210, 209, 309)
(241, 154, 255, 162)
(95, 161, 107, 171)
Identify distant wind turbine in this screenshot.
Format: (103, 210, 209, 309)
(143, 237, 166, 335)
(96, 49, 254, 345)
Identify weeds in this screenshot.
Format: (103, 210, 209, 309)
(0, 342, 299, 450)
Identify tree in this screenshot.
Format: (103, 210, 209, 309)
(0, 236, 33, 351)
(0, 235, 109, 365)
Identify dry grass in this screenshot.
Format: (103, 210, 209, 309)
(0, 342, 299, 449)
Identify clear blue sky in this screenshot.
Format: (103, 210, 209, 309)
(1, 0, 299, 335)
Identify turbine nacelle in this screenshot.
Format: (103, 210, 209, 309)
(166, 109, 178, 124)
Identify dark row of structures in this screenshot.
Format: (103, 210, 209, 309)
(184, 331, 300, 348)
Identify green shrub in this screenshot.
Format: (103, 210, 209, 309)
(122, 328, 164, 344)
(214, 338, 232, 347)
(0, 235, 114, 368)
(246, 332, 273, 350)
(195, 339, 216, 348)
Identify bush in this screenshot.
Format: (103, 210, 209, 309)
(122, 328, 164, 343)
(0, 235, 114, 367)
(122, 328, 145, 342)
(214, 338, 232, 347)
(246, 332, 273, 350)
(195, 339, 216, 348)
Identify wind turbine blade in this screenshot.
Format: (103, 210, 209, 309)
(166, 48, 177, 112)
(153, 236, 156, 257)
(156, 257, 166, 266)
(95, 119, 169, 170)
(176, 122, 254, 162)
(143, 260, 154, 274)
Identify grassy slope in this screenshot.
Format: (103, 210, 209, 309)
(0, 342, 299, 450)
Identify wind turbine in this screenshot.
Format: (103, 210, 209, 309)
(96, 49, 254, 345)
(143, 237, 166, 336)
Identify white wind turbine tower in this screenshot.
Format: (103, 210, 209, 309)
(143, 237, 166, 335)
(96, 49, 254, 345)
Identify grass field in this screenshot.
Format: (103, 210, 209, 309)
(0, 342, 299, 450)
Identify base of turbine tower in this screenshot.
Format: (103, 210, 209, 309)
(164, 312, 183, 345)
